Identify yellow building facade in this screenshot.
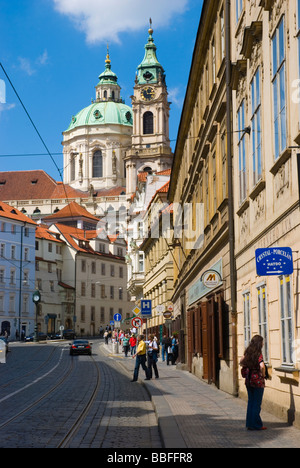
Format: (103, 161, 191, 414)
(169, 0, 237, 395)
(231, 0, 300, 426)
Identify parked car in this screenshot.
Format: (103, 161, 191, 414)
(63, 329, 76, 340)
(25, 332, 48, 342)
(69, 339, 92, 356)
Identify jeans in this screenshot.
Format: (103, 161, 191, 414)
(161, 345, 166, 361)
(148, 351, 159, 378)
(246, 386, 264, 429)
(133, 354, 150, 381)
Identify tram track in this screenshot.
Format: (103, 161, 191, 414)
(0, 345, 59, 390)
(56, 355, 101, 448)
(0, 350, 101, 448)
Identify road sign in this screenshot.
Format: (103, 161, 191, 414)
(114, 321, 121, 328)
(163, 311, 172, 319)
(132, 306, 141, 316)
(113, 313, 122, 322)
(131, 317, 143, 328)
(141, 300, 152, 317)
(255, 247, 293, 276)
(156, 305, 165, 313)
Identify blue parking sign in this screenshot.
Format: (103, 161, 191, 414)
(141, 300, 152, 317)
(255, 247, 293, 276)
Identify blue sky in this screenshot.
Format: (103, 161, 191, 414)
(0, 0, 203, 182)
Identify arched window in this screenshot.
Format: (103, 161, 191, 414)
(93, 150, 103, 178)
(143, 111, 154, 134)
(70, 154, 76, 181)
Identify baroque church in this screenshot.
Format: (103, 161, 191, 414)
(0, 24, 173, 219)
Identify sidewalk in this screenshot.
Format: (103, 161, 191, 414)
(101, 342, 300, 448)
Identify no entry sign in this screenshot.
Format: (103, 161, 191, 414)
(131, 317, 143, 328)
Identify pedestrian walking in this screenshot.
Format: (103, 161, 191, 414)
(104, 330, 109, 345)
(240, 335, 267, 431)
(129, 334, 137, 355)
(122, 333, 130, 357)
(161, 334, 167, 362)
(147, 334, 159, 379)
(171, 334, 178, 365)
(165, 335, 172, 365)
(131, 334, 151, 382)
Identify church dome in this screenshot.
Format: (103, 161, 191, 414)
(65, 101, 133, 132)
(65, 50, 133, 132)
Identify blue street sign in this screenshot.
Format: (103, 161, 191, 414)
(255, 247, 293, 276)
(113, 313, 122, 322)
(141, 300, 152, 317)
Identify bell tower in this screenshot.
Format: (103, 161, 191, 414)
(125, 21, 173, 198)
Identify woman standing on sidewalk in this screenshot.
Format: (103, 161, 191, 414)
(240, 335, 267, 431)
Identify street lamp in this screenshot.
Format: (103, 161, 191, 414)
(32, 290, 41, 342)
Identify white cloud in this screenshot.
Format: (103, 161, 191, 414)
(168, 87, 184, 108)
(0, 102, 16, 115)
(52, 0, 189, 44)
(17, 50, 49, 76)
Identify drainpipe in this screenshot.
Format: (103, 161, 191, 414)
(225, 0, 238, 396)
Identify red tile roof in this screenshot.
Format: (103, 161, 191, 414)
(0, 170, 126, 201)
(0, 201, 37, 226)
(43, 201, 99, 222)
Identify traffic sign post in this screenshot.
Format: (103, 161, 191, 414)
(255, 247, 293, 276)
(141, 300, 152, 317)
(131, 317, 143, 329)
(113, 313, 122, 322)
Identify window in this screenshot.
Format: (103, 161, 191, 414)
(220, 8, 225, 60)
(91, 283, 95, 298)
(257, 284, 269, 362)
(238, 101, 247, 202)
(212, 37, 216, 84)
(272, 17, 287, 160)
(10, 269, 16, 285)
(101, 284, 106, 299)
(81, 282, 86, 297)
(143, 112, 153, 134)
(80, 305, 85, 322)
(110, 265, 115, 277)
(91, 262, 96, 274)
(110, 286, 114, 299)
(251, 68, 262, 186)
(119, 287, 123, 300)
(279, 275, 294, 365)
(70, 154, 76, 181)
(0, 268, 4, 283)
(0, 243, 5, 257)
(93, 150, 103, 178)
(24, 248, 29, 262)
(11, 245, 16, 259)
(48, 243, 52, 253)
(243, 291, 251, 348)
(236, 0, 243, 23)
(81, 260, 86, 272)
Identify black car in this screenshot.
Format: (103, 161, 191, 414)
(69, 339, 92, 356)
(63, 329, 76, 340)
(25, 332, 48, 342)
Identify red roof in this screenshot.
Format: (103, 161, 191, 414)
(43, 201, 99, 222)
(0, 201, 37, 226)
(0, 170, 126, 201)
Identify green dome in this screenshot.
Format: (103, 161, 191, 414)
(65, 101, 133, 132)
